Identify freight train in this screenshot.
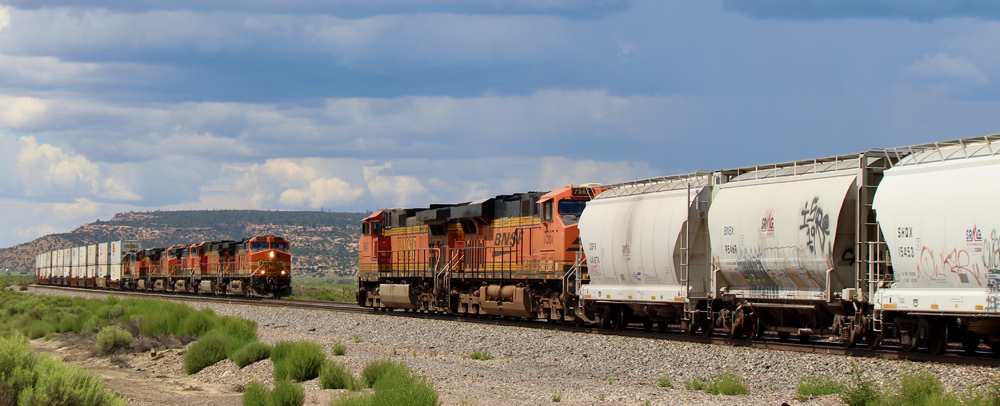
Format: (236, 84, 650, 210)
(359, 134, 1000, 354)
(33, 235, 293, 298)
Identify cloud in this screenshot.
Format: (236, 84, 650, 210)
(0, 96, 47, 128)
(363, 163, 429, 207)
(10, 135, 139, 201)
(0, 1, 629, 18)
(722, 0, 1000, 21)
(902, 53, 989, 85)
(37, 197, 103, 221)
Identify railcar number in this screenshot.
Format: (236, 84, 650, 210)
(897, 246, 915, 258)
(724, 244, 738, 254)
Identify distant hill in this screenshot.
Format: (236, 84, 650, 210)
(0, 210, 367, 277)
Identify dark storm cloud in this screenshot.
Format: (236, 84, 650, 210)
(723, 0, 1000, 21)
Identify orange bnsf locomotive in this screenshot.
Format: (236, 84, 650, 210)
(35, 235, 293, 298)
(358, 186, 603, 323)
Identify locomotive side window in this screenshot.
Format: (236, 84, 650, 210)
(371, 221, 382, 235)
(542, 201, 553, 222)
(362, 222, 370, 236)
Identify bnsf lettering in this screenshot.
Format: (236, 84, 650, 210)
(898, 227, 913, 238)
(897, 246, 915, 258)
(494, 231, 521, 247)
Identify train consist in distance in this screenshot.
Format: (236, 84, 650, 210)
(34, 235, 293, 298)
(359, 134, 1000, 354)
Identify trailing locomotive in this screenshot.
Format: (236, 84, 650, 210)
(34, 235, 293, 298)
(358, 133, 1000, 354)
(358, 186, 603, 323)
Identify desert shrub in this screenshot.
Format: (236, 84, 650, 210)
(180, 309, 216, 337)
(880, 370, 956, 406)
(470, 349, 492, 361)
(95, 326, 134, 355)
(183, 332, 229, 374)
(319, 360, 356, 390)
(232, 341, 272, 368)
(243, 381, 272, 406)
(332, 342, 346, 356)
(841, 364, 881, 406)
(0, 334, 125, 406)
(657, 376, 672, 388)
(24, 321, 54, 340)
(332, 360, 437, 406)
(685, 372, 747, 396)
(797, 376, 844, 402)
(271, 340, 326, 382)
(242, 380, 305, 406)
(271, 379, 305, 406)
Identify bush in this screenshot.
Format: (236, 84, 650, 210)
(242, 380, 305, 406)
(880, 371, 955, 406)
(183, 332, 229, 374)
(797, 376, 844, 402)
(333, 360, 437, 406)
(657, 376, 672, 388)
(685, 372, 747, 396)
(332, 342, 346, 356)
(319, 360, 356, 390)
(841, 364, 881, 406)
(95, 326, 134, 355)
(242, 381, 272, 406)
(231, 341, 272, 368)
(271, 341, 326, 382)
(470, 349, 493, 361)
(0, 334, 125, 406)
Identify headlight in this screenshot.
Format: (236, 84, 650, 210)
(281, 271, 286, 275)
(270, 251, 275, 258)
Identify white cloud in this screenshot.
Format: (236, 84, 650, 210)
(36, 197, 103, 221)
(12, 135, 139, 200)
(363, 163, 429, 208)
(902, 53, 989, 85)
(0, 96, 47, 128)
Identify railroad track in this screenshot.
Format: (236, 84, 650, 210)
(28, 284, 1000, 367)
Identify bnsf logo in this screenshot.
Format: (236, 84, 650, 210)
(494, 231, 521, 247)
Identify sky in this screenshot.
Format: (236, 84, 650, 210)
(1, 0, 999, 247)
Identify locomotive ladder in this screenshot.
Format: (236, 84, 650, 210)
(563, 250, 585, 321)
(434, 248, 461, 310)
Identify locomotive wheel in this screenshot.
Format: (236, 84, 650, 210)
(926, 323, 948, 355)
(900, 330, 916, 352)
(960, 332, 980, 355)
(777, 332, 790, 341)
(864, 329, 883, 350)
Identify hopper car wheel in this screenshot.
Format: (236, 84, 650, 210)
(865, 329, 883, 350)
(777, 332, 790, 341)
(682, 320, 696, 336)
(701, 319, 714, 338)
(989, 337, 1000, 354)
(658, 322, 669, 332)
(960, 332, 980, 355)
(744, 317, 759, 342)
(798, 334, 811, 343)
(609, 307, 625, 331)
(575, 317, 584, 327)
(926, 322, 947, 355)
(643, 320, 653, 332)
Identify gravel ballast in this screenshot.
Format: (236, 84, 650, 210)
(26, 286, 1000, 405)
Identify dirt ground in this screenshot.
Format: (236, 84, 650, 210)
(30, 335, 244, 406)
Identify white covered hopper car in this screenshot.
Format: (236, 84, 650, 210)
(579, 134, 1000, 353)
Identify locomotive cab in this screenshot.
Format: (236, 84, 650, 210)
(246, 235, 293, 297)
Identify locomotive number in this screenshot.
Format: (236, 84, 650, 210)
(724, 244, 738, 254)
(723, 226, 734, 236)
(897, 246, 915, 258)
(397, 236, 417, 260)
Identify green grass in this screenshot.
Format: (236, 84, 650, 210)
(0, 334, 126, 406)
(797, 376, 844, 402)
(552, 390, 563, 402)
(271, 340, 326, 382)
(352, 334, 363, 343)
(242, 380, 305, 406)
(332, 341, 346, 356)
(657, 376, 672, 388)
(285, 277, 356, 302)
(684, 372, 748, 396)
(231, 341, 272, 368)
(319, 360, 357, 390)
(95, 325, 134, 355)
(183, 332, 230, 374)
(470, 349, 493, 361)
(332, 359, 438, 406)
(838, 365, 1000, 406)
(841, 364, 881, 406)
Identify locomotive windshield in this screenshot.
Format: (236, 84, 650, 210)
(271, 242, 289, 252)
(250, 242, 269, 252)
(558, 199, 587, 225)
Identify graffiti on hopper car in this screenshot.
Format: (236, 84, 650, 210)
(916, 246, 983, 286)
(799, 197, 831, 255)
